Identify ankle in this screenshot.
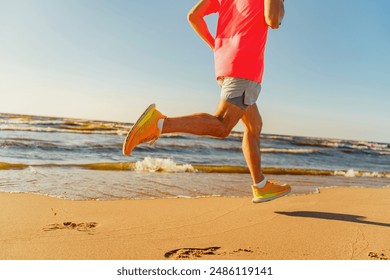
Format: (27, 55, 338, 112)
(255, 176, 267, 188)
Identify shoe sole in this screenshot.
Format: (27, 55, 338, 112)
(252, 188, 291, 203)
(122, 104, 155, 156)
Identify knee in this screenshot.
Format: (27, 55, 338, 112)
(214, 125, 231, 138)
(247, 119, 263, 137)
(256, 119, 263, 135)
(212, 114, 235, 139)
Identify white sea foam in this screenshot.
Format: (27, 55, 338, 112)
(334, 169, 389, 178)
(264, 135, 294, 140)
(345, 169, 357, 177)
(134, 157, 195, 173)
(261, 148, 318, 154)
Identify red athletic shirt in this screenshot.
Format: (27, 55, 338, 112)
(209, 0, 269, 83)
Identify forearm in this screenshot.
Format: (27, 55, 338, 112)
(187, 0, 217, 50)
(187, 14, 215, 50)
(264, 0, 285, 29)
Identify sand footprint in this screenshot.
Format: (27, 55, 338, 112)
(368, 250, 388, 260)
(43, 222, 98, 234)
(164, 246, 221, 259)
(164, 246, 257, 259)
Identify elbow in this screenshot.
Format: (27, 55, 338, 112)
(265, 5, 284, 29)
(265, 16, 280, 29)
(187, 11, 193, 23)
(187, 8, 207, 25)
(187, 11, 199, 24)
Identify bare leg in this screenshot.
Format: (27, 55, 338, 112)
(162, 100, 245, 138)
(241, 104, 264, 184)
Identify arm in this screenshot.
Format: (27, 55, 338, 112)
(264, 0, 285, 29)
(187, 0, 219, 50)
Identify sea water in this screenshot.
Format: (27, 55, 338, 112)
(1, 113, 389, 200)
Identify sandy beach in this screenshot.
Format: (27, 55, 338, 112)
(0, 187, 389, 260)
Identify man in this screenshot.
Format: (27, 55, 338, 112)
(123, 0, 291, 203)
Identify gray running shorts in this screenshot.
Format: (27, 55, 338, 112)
(218, 77, 261, 110)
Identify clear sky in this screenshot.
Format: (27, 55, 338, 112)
(1, 0, 389, 143)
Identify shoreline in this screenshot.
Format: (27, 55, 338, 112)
(1, 187, 389, 260)
(1, 161, 390, 176)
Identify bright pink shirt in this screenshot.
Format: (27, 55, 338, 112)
(209, 0, 269, 83)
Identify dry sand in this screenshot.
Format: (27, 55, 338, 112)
(0, 187, 389, 260)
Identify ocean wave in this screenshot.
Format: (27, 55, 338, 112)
(155, 144, 321, 154)
(334, 169, 390, 178)
(1, 140, 58, 149)
(161, 134, 196, 140)
(229, 131, 244, 137)
(134, 157, 195, 173)
(1, 160, 388, 178)
(294, 138, 389, 153)
(0, 140, 120, 153)
(0, 113, 130, 135)
(261, 148, 320, 154)
(263, 134, 294, 141)
(0, 124, 127, 135)
(295, 140, 342, 148)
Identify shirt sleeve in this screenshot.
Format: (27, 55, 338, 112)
(206, 0, 221, 15)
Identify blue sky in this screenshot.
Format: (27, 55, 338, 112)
(1, 0, 389, 143)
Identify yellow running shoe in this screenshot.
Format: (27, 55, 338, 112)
(251, 180, 291, 203)
(122, 104, 166, 156)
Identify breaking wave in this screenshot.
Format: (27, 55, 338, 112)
(1, 159, 389, 178)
